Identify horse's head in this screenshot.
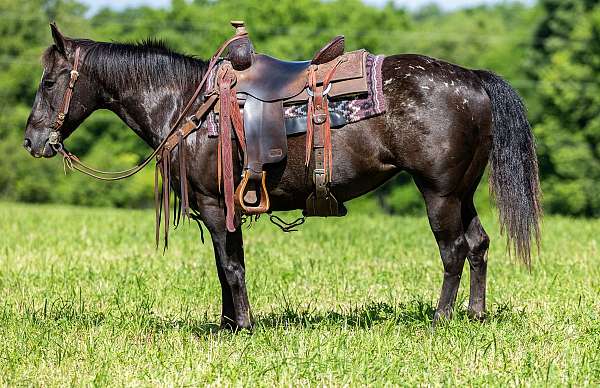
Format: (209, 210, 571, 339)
(24, 24, 98, 158)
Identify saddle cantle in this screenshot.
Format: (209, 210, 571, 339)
(215, 21, 372, 220)
(312, 35, 345, 65)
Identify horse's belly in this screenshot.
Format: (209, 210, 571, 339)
(267, 119, 398, 211)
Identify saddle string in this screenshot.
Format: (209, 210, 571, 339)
(177, 132, 190, 220)
(154, 159, 161, 247)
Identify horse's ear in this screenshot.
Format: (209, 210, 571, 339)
(50, 22, 70, 55)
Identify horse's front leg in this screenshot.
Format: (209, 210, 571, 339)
(200, 205, 253, 330)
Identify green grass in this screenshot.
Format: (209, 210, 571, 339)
(1, 201, 599, 386)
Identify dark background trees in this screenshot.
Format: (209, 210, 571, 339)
(0, 0, 597, 216)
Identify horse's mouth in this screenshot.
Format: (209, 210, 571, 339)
(38, 140, 58, 158)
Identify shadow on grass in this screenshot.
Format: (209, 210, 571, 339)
(13, 296, 526, 337)
(11, 295, 221, 337)
(255, 299, 528, 330)
(255, 300, 436, 330)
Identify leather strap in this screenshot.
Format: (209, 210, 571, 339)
(305, 58, 343, 216)
(51, 47, 81, 134)
(217, 66, 238, 232)
(306, 57, 343, 173)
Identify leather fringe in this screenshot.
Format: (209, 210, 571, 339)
(154, 160, 161, 248)
(161, 150, 170, 250)
(153, 64, 250, 245)
(219, 69, 237, 233)
(154, 136, 195, 250)
(178, 132, 190, 220)
(305, 69, 316, 168)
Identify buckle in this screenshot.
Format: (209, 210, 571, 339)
(306, 83, 332, 98)
(188, 115, 201, 127)
(48, 131, 62, 145)
(69, 70, 79, 87)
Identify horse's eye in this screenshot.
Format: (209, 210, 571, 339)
(43, 79, 55, 89)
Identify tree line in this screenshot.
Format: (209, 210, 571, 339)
(0, 0, 598, 216)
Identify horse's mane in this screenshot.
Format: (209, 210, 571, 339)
(44, 38, 206, 90)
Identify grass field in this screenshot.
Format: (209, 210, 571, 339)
(1, 201, 599, 386)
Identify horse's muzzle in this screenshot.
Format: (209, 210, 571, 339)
(23, 136, 57, 158)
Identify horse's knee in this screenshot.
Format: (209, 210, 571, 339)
(221, 261, 245, 288)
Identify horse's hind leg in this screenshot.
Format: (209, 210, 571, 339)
(462, 195, 490, 320)
(420, 191, 470, 322)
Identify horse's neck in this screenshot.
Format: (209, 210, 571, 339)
(98, 60, 206, 149)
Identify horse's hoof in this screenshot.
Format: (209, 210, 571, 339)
(431, 309, 452, 330)
(220, 319, 254, 333)
(467, 309, 487, 322)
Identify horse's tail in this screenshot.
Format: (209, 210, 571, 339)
(475, 70, 542, 267)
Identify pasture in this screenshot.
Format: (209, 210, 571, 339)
(1, 201, 599, 385)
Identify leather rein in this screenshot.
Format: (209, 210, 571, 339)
(48, 33, 247, 181)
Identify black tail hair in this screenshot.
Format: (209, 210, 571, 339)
(475, 70, 542, 267)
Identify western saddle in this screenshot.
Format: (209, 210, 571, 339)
(212, 21, 369, 229)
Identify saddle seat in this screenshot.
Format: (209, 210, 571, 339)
(234, 55, 310, 102)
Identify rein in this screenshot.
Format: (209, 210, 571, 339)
(49, 31, 249, 246)
(49, 33, 246, 180)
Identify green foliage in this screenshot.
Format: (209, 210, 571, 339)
(1, 203, 599, 385)
(532, 0, 600, 216)
(0, 0, 597, 216)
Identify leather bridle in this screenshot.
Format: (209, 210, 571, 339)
(44, 31, 249, 247)
(48, 46, 81, 147)
(47, 33, 247, 181)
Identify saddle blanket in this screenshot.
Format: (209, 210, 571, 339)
(201, 53, 386, 137)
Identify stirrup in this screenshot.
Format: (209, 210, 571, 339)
(235, 170, 270, 215)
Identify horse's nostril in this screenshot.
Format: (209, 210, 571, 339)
(23, 138, 32, 151)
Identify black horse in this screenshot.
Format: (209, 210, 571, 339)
(24, 25, 541, 330)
